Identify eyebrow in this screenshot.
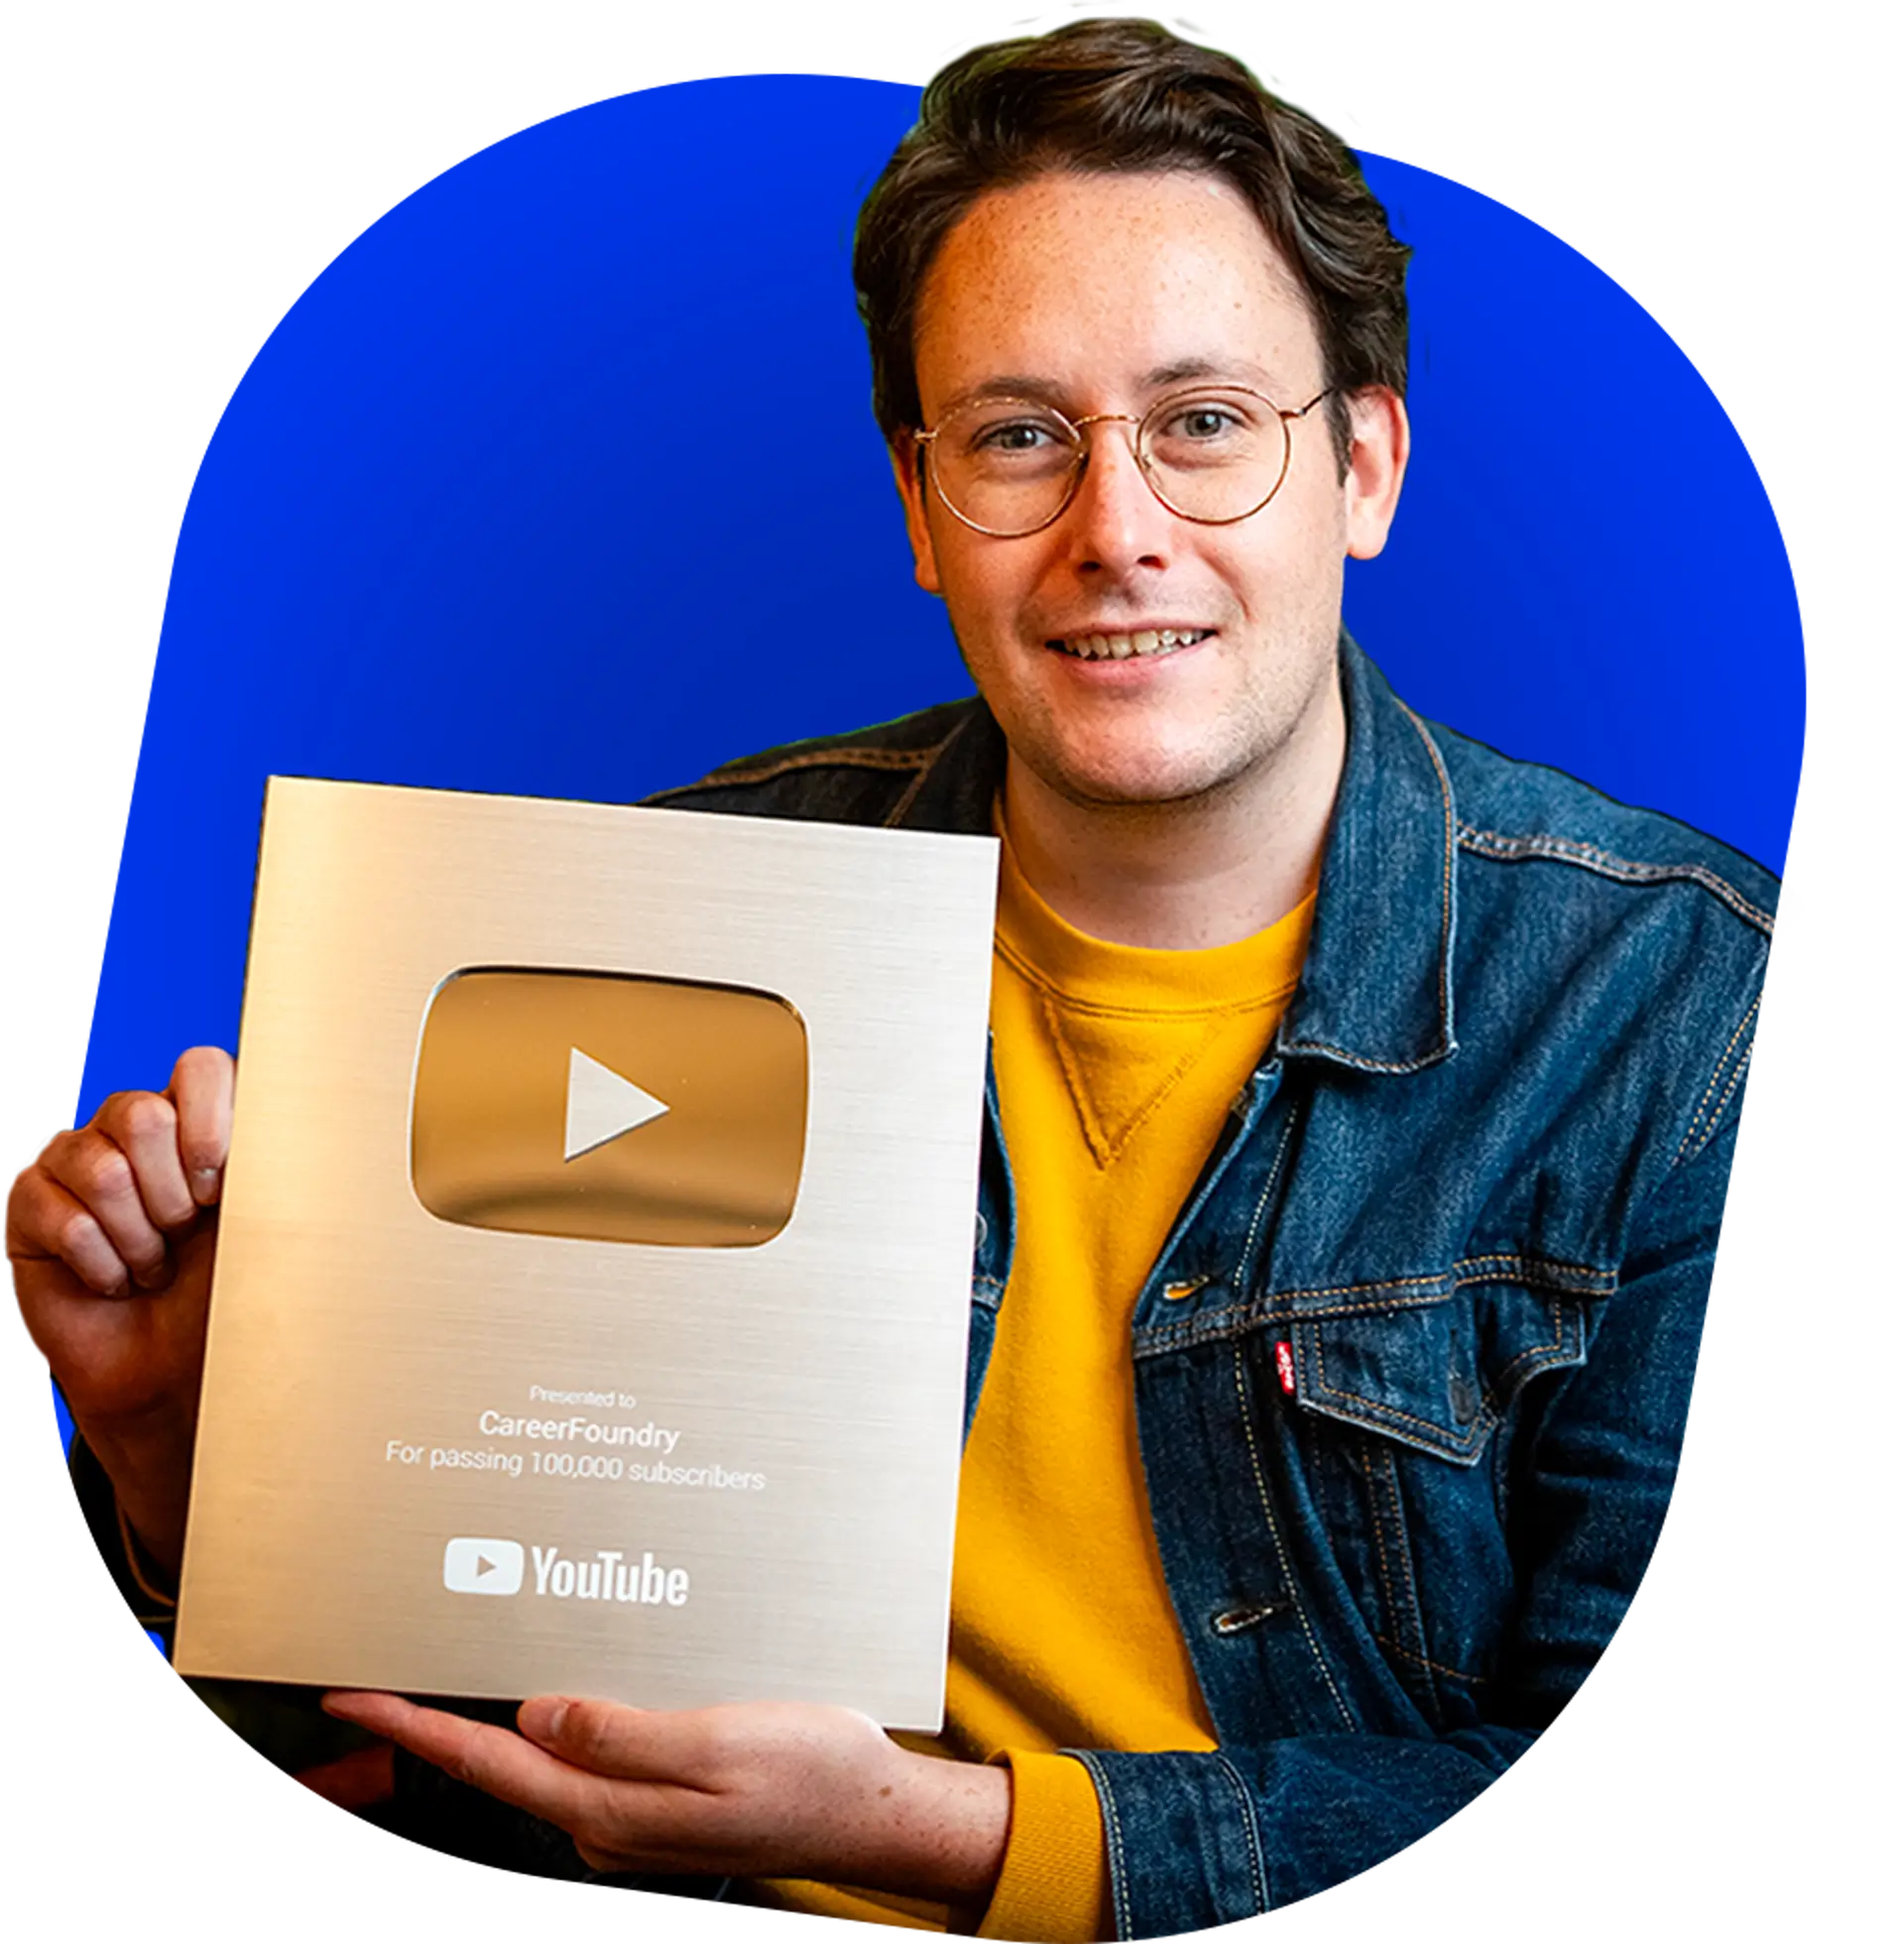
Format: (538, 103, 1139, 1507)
(1142, 356, 1279, 390)
(931, 356, 1289, 422)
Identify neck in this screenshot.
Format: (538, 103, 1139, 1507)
(1001, 678, 1345, 950)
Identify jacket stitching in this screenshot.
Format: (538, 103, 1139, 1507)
(884, 718, 975, 827)
(1401, 705, 1458, 1046)
(1076, 1752, 1132, 1939)
(1304, 1302, 1576, 1451)
(1232, 1343, 1354, 1730)
(1676, 995, 1760, 1163)
(1282, 699, 1461, 1080)
(654, 744, 937, 798)
(1134, 1252, 1616, 1345)
(1312, 1328, 1492, 1447)
(1264, 1252, 1606, 1301)
(1695, 1044, 1753, 1161)
(1372, 1635, 1491, 1685)
(1374, 1443, 1435, 1705)
(1457, 823, 1775, 936)
(1359, 1441, 1439, 1726)
(1270, 1037, 1443, 1075)
(1212, 1751, 1270, 1915)
(1133, 1255, 1613, 1355)
(1272, 707, 1457, 1074)
(1484, 1302, 1575, 1404)
(1360, 1438, 1406, 1633)
(1236, 1105, 1301, 1283)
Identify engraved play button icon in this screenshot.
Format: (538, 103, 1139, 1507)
(443, 1536, 524, 1596)
(564, 1047, 669, 1161)
(411, 968, 808, 1247)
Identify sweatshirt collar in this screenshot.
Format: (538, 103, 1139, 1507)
(892, 632, 1458, 1076)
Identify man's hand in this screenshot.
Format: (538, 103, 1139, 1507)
(8, 1045, 234, 1575)
(321, 1691, 1012, 1903)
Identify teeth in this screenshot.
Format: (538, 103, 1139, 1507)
(1053, 628, 1210, 660)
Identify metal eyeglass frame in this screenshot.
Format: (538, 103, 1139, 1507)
(910, 385, 1335, 539)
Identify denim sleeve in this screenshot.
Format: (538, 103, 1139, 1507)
(71, 1425, 432, 1771)
(1072, 1115, 1737, 1938)
(65, 1430, 730, 1883)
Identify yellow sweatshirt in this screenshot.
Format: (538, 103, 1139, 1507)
(756, 817, 1313, 1939)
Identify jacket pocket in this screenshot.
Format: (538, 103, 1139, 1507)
(1287, 1282, 1589, 1466)
(1277, 1280, 1594, 1723)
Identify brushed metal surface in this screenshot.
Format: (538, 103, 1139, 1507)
(172, 777, 999, 1730)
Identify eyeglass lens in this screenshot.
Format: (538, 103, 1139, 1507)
(927, 389, 1295, 536)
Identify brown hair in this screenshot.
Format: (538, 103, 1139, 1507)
(852, 17, 1410, 469)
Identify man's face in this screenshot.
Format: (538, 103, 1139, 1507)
(896, 169, 1405, 811)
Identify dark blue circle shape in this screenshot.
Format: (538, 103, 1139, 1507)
(103, 71, 967, 1080)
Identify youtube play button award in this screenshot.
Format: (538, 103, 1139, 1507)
(172, 776, 998, 1729)
(411, 971, 810, 1248)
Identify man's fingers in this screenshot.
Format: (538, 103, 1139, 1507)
(8, 1171, 134, 1297)
(322, 1692, 722, 1868)
(95, 1090, 196, 1230)
(169, 1046, 234, 1207)
(322, 1693, 610, 1827)
(38, 1131, 169, 1289)
(517, 1694, 722, 1786)
(320, 1690, 414, 1739)
(296, 1742, 397, 1810)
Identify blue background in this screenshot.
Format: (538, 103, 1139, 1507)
(73, 70, 1805, 1217)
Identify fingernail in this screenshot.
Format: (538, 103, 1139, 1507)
(519, 1696, 569, 1744)
(191, 1167, 221, 1205)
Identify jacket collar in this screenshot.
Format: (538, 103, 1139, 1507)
(889, 700, 1007, 837)
(893, 632, 1458, 1076)
(1274, 634, 1458, 1074)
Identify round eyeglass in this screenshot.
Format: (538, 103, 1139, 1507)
(911, 385, 1334, 539)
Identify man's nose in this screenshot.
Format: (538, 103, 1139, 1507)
(1062, 422, 1174, 575)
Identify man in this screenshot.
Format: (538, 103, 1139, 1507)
(8, 18, 1774, 1940)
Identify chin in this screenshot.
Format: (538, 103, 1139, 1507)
(1038, 739, 1247, 810)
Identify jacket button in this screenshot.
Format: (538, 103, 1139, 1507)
(1211, 1600, 1290, 1635)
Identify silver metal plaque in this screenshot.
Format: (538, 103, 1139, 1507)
(172, 777, 999, 1730)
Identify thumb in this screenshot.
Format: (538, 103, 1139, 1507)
(517, 1694, 576, 1748)
(518, 1694, 656, 1776)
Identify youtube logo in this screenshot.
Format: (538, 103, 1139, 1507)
(443, 1536, 525, 1596)
(410, 968, 808, 1248)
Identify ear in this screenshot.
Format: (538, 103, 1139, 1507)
(1341, 387, 1410, 561)
(891, 438, 944, 596)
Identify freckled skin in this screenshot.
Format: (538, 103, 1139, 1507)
(894, 170, 1406, 835)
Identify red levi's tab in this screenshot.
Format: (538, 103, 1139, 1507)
(1274, 1340, 1296, 1396)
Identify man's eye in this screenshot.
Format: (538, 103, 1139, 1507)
(968, 418, 1069, 456)
(1169, 406, 1242, 440)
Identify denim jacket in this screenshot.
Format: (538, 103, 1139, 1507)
(649, 633, 1775, 1934)
(75, 634, 1774, 1935)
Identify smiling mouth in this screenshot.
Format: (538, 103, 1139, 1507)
(1046, 627, 1215, 662)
